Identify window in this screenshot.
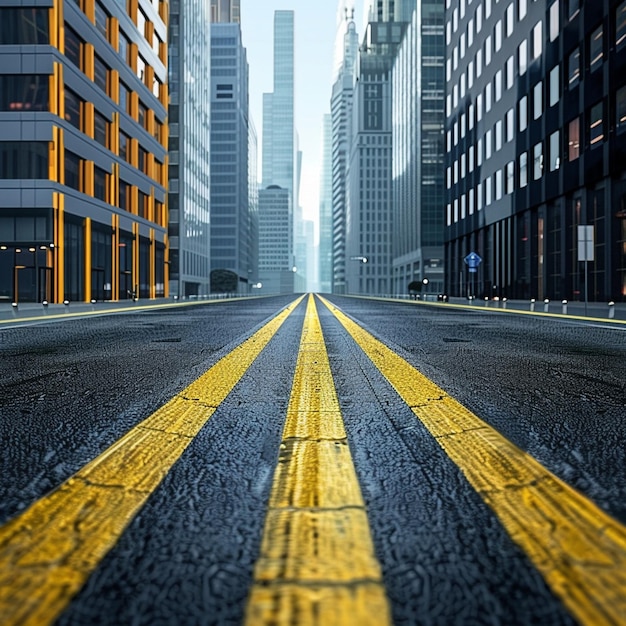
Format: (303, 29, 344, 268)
(119, 131, 130, 161)
(94, 55, 108, 92)
(568, 117, 580, 160)
(495, 120, 503, 151)
(520, 152, 528, 187)
(495, 169, 503, 200)
(568, 0, 579, 20)
(495, 20, 502, 51)
(506, 161, 515, 194)
(65, 151, 81, 191)
(94, 2, 109, 39)
(590, 26, 603, 71)
(0, 75, 48, 111)
(533, 81, 543, 120)
(506, 55, 514, 88)
(94, 166, 107, 202)
(138, 147, 147, 173)
(0, 8, 48, 44)
(519, 0, 527, 19)
(617, 86, 626, 133)
(532, 22, 542, 60)
(549, 1, 559, 42)
(568, 48, 580, 87)
(506, 4, 514, 36)
(549, 66, 559, 107)
(137, 8, 148, 40)
(533, 142, 543, 180)
(119, 180, 129, 211)
(94, 111, 108, 147)
(485, 176, 492, 206)
(485, 129, 493, 159)
(589, 103, 604, 147)
(518, 40, 528, 75)
(119, 32, 130, 63)
(64, 25, 82, 68)
(519, 96, 528, 131)
(486, 82, 492, 112)
(495, 70, 502, 101)
(618, 1, 626, 51)
(485, 35, 492, 66)
(119, 81, 130, 113)
(0, 141, 49, 179)
(549, 131, 560, 171)
(64, 89, 82, 129)
(138, 102, 147, 128)
(506, 108, 514, 142)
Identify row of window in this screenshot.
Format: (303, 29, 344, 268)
(448, 6, 626, 121)
(447, 86, 626, 191)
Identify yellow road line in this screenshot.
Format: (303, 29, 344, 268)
(0, 295, 304, 626)
(245, 294, 391, 625)
(318, 295, 626, 626)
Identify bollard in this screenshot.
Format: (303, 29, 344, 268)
(561, 299, 568, 315)
(42, 300, 49, 314)
(63, 299, 70, 312)
(484, 297, 489, 306)
(502, 297, 508, 309)
(11, 302, 18, 316)
(91, 298, 96, 311)
(530, 298, 536, 312)
(608, 301, 615, 319)
(544, 298, 550, 313)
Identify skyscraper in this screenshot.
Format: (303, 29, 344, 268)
(209, 20, 255, 293)
(444, 0, 626, 301)
(331, 8, 359, 294)
(168, 0, 212, 297)
(319, 113, 333, 293)
(260, 10, 296, 293)
(391, 1, 445, 296)
(0, 0, 169, 303)
(344, 10, 408, 295)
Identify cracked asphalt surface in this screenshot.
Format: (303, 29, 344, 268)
(0, 295, 624, 625)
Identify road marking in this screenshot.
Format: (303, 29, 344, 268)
(245, 294, 391, 625)
(0, 295, 304, 626)
(318, 295, 626, 626)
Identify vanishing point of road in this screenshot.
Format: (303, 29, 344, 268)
(0, 294, 625, 625)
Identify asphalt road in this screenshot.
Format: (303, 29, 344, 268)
(0, 295, 624, 625)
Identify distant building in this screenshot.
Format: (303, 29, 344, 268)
(210, 21, 255, 293)
(258, 185, 294, 294)
(261, 10, 296, 293)
(211, 0, 240, 24)
(319, 113, 333, 293)
(168, 0, 212, 297)
(331, 9, 359, 294)
(0, 0, 168, 303)
(445, 0, 626, 301)
(391, 2, 445, 297)
(345, 17, 408, 295)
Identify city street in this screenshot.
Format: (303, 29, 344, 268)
(0, 295, 625, 625)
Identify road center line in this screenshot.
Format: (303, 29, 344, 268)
(245, 294, 391, 625)
(318, 295, 626, 626)
(0, 295, 304, 626)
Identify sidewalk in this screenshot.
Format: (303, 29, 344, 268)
(0, 295, 245, 323)
(412, 295, 626, 322)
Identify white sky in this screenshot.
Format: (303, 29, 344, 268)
(239, 1, 362, 231)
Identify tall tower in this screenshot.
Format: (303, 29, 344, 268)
(319, 113, 333, 293)
(391, 1, 445, 296)
(261, 10, 295, 292)
(330, 8, 359, 294)
(209, 19, 254, 293)
(344, 2, 408, 295)
(168, 0, 212, 297)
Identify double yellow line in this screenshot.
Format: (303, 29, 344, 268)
(0, 294, 625, 625)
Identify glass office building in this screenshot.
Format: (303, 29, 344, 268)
(391, 1, 445, 296)
(168, 0, 211, 297)
(445, 0, 626, 301)
(210, 22, 255, 293)
(0, 0, 169, 303)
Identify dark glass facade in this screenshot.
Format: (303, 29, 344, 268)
(445, 0, 626, 302)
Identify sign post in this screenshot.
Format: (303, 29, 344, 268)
(577, 226, 594, 316)
(464, 252, 482, 299)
